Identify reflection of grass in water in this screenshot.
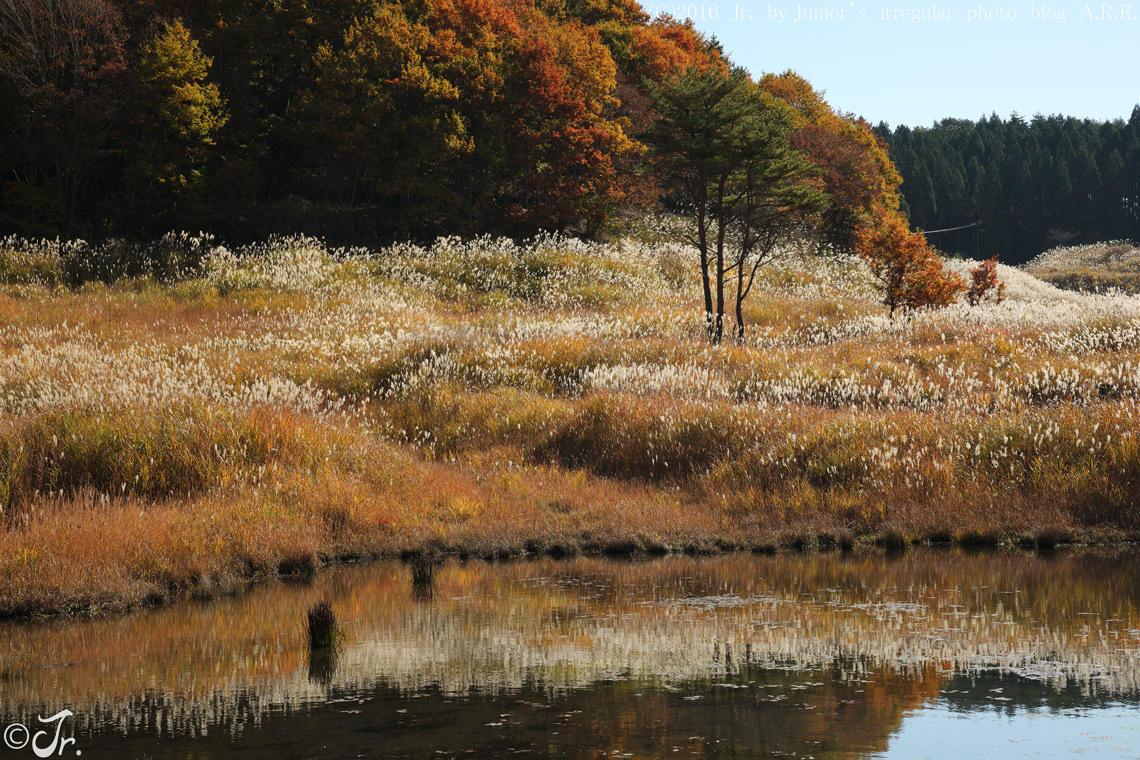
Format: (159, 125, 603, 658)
(3, 550, 1140, 731)
(410, 558, 439, 586)
(307, 648, 338, 688)
(410, 557, 441, 600)
(0, 656, 28, 683)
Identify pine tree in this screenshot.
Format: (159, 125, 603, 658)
(644, 64, 824, 342)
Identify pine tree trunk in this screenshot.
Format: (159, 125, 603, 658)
(734, 272, 746, 342)
(696, 185, 715, 341)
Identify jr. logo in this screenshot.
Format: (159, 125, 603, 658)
(3, 710, 81, 757)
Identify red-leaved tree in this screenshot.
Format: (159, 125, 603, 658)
(761, 72, 903, 251)
(966, 257, 1006, 306)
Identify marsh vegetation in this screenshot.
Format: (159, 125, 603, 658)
(0, 234, 1139, 616)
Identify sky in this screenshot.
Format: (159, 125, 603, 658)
(673, 0, 1139, 127)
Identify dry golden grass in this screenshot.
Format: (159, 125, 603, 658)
(1026, 240, 1140, 293)
(1, 233, 1139, 617)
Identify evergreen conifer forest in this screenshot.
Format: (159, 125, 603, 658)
(880, 111, 1140, 263)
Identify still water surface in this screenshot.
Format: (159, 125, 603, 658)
(2, 549, 1139, 759)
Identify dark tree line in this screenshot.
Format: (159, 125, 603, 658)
(0, 0, 719, 242)
(0, 0, 908, 251)
(877, 108, 1140, 264)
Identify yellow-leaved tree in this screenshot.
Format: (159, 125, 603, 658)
(124, 18, 227, 231)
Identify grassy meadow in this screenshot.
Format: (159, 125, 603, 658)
(2, 231, 1140, 617)
(1025, 240, 1140, 294)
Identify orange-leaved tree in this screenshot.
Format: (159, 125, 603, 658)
(502, 12, 637, 231)
(297, 0, 635, 235)
(584, 13, 723, 213)
(855, 210, 964, 319)
(966, 256, 1006, 306)
(761, 71, 903, 252)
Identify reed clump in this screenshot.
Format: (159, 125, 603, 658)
(305, 601, 342, 651)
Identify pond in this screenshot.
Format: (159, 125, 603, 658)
(1, 549, 1139, 759)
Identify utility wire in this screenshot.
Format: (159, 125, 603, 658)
(919, 221, 981, 234)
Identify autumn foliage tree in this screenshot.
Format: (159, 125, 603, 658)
(855, 210, 965, 319)
(501, 12, 636, 231)
(293, 0, 637, 236)
(761, 71, 903, 252)
(297, 1, 475, 234)
(0, 0, 130, 232)
(598, 14, 720, 210)
(125, 18, 227, 230)
(0, 0, 916, 250)
(761, 71, 968, 320)
(966, 256, 1006, 306)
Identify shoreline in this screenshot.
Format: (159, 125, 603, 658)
(4, 525, 1139, 623)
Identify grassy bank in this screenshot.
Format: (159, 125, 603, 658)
(1025, 240, 1140, 294)
(2, 233, 1140, 617)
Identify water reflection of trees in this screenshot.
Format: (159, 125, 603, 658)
(1, 549, 1138, 744)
